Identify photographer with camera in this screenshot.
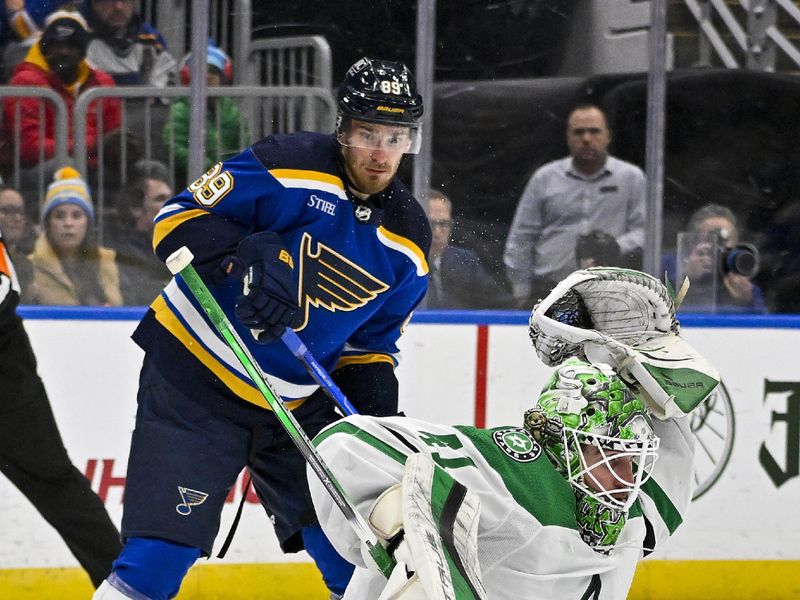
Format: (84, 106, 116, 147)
(669, 204, 766, 313)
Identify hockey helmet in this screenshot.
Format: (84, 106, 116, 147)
(336, 57, 424, 154)
(524, 358, 659, 512)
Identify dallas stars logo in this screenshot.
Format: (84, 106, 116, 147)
(492, 428, 541, 463)
(294, 232, 389, 329)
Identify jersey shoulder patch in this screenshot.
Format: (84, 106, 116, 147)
(491, 427, 542, 463)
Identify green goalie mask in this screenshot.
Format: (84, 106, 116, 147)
(523, 358, 659, 514)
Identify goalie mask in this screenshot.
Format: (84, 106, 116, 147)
(523, 359, 659, 514)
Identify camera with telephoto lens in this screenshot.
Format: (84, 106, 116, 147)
(707, 228, 760, 278)
(719, 243, 759, 278)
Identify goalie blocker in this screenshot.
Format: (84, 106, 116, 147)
(529, 267, 719, 419)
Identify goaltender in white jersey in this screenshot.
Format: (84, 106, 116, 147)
(309, 267, 719, 600)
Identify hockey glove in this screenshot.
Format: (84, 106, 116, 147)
(234, 231, 301, 344)
(529, 267, 679, 368)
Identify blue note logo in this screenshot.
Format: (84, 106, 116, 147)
(176, 486, 209, 516)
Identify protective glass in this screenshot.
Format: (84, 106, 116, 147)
(337, 119, 423, 155)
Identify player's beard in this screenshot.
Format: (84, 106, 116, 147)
(342, 148, 401, 196)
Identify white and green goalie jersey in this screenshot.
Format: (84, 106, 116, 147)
(309, 413, 695, 600)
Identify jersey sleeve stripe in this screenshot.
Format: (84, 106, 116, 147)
(164, 279, 319, 399)
(313, 420, 409, 465)
(377, 226, 429, 276)
(640, 476, 683, 534)
(152, 208, 209, 251)
(269, 168, 348, 200)
(151, 284, 316, 405)
(335, 353, 395, 369)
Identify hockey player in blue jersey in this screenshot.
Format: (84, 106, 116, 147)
(94, 57, 429, 600)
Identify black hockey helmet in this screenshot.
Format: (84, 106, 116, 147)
(338, 57, 424, 126)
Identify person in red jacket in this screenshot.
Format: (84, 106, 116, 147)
(2, 10, 121, 192)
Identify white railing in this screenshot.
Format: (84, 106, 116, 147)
(683, 0, 800, 70)
(0, 87, 69, 200)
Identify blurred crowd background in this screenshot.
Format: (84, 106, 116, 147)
(1, 0, 798, 313)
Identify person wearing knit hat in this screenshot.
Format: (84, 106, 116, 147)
(40, 165, 95, 222)
(178, 41, 233, 85)
(39, 10, 91, 86)
(3, 8, 121, 185)
(78, 0, 176, 88)
(167, 41, 248, 185)
(0, 193, 122, 593)
(26, 166, 122, 306)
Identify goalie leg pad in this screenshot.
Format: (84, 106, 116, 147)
(378, 563, 427, 600)
(398, 454, 486, 600)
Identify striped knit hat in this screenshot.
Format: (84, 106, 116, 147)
(41, 167, 94, 222)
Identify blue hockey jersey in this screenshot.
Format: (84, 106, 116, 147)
(132, 132, 431, 408)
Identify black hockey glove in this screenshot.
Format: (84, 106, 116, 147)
(234, 231, 301, 344)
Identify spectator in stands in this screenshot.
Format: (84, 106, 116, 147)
(667, 203, 766, 313)
(26, 166, 122, 305)
(2, 0, 74, 41)
(503, 104, 645, 305)
(79, 0, 176, 87)
(2, 10, 121, 189)
(424, 190, 512, 309)
(108, 159, 171, 305)
(1, 1, 77, 82)
(164, 42, 248, 186)
(0, 183, 34, 291)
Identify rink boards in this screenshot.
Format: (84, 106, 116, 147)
(1, 308, 799, 599)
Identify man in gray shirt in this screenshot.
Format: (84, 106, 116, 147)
(503, 104, 645, 303)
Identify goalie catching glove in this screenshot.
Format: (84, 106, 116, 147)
(529, 267, 719, 419)
(367, 454, 486, 600)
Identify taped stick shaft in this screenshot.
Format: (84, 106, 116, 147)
(165, 247, 394, 577)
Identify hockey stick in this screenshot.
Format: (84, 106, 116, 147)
(165, 246, 395, 578)
(280, 329, 358, 416)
